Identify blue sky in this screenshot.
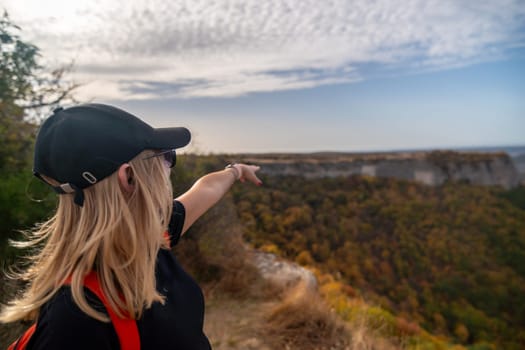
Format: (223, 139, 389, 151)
(3, 0, 525, 153)
(116, 55, 525, 153)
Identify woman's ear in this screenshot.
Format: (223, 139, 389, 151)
(118, 163, 135, 193)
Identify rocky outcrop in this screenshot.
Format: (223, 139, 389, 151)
(252, 250, 317, 291)
(243, 151, 520, 189)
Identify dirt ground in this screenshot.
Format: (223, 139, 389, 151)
(204, 295, 277, 350)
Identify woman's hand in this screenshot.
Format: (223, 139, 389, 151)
(233, 164, 263, 186)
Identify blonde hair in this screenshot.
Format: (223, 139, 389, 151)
(0, 150, 173, 323)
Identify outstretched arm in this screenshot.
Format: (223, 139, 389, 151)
(175, 164, 262, 235)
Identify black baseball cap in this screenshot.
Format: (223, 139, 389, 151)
(33, 103, 191, 206)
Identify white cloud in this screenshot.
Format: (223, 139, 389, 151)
(3, 0, 525, 99)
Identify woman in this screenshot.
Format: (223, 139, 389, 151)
(1, 103, 262, 349)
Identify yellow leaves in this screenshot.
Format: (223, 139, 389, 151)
(453, 323, 469, 343)
(259, 243, 281, 255)
(295, 250, 314, 266)
(282, 205, 313, 230)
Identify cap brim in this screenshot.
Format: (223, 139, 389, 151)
(149, 127, 191, 150)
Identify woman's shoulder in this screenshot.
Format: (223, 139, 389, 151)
(27, 287, 118, 349)
(44, 286, 107, 318)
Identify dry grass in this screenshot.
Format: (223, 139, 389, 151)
(347, 317, 404, 350)
(264, 280, 351, 349)
(263, 279, 404, 350)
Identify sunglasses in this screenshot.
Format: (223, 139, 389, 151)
(144, 149, 177, 168)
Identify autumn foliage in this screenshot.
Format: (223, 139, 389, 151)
(230, 172, 525, 349)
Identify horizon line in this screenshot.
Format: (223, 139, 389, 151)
(181, 144, 525, 156)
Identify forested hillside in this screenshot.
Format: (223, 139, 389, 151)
(231, 173, 525, 349)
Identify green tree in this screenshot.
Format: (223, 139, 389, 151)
(0, 11, 76, 262)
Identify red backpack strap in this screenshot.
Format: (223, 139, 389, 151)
(163, 230, 171, 246)
(82, 272, 141, 350)
(8, 323, 36, 350)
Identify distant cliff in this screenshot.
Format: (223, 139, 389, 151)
(513, 153, 525, 183)
(242, 150, 520, 189)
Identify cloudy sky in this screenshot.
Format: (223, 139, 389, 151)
(3, 0, 525, 153)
